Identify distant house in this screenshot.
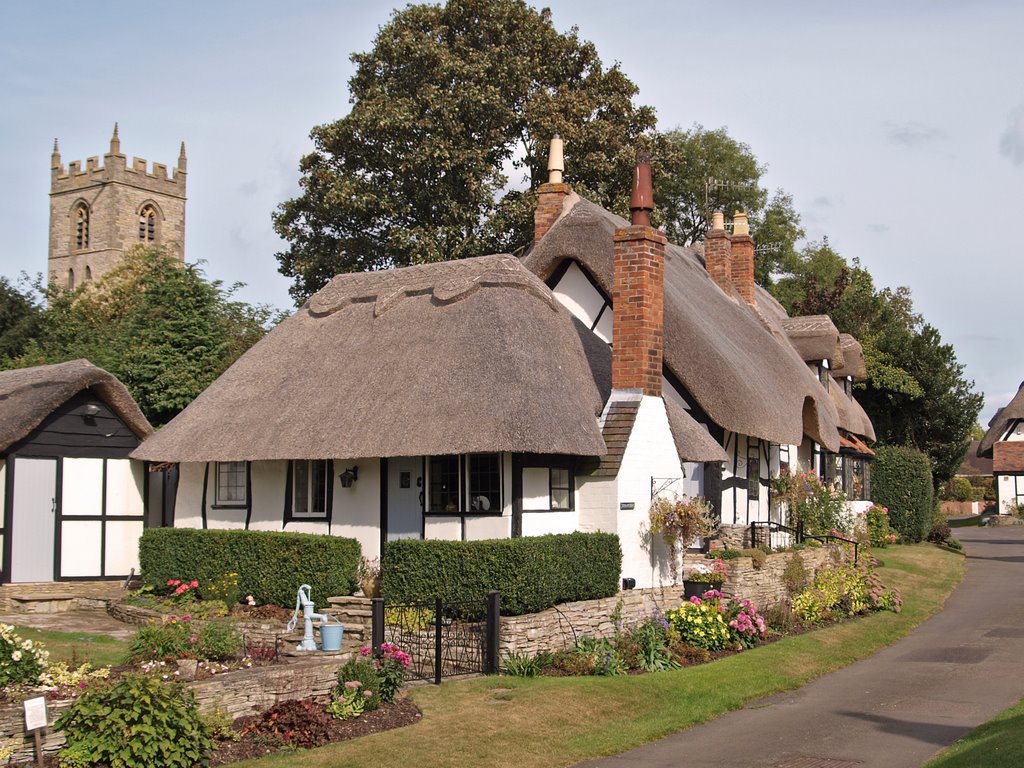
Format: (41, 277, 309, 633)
(0, 360, 153, 583)
(133, 144, 875, 588)
(978, 383, 1024, 513)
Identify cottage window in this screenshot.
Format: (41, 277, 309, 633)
(522, 465, 573, 511)
(293, 459, 329, 518)
(139, 205, 157, 242)
(427, 453, 502, 513)
(215, 461, 247, 506)
(747, 443, 760, 501)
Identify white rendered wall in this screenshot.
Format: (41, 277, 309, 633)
(720, 432, 771, 526)
(997, 474, 1024, 513)
(615, 395, 687, 589)
(577, 475, 617, 534)
(522, 511, 576, 536)
(174, 463, 206, 529)
(1006, 422, 1024, 441)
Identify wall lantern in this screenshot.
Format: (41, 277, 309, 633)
(622, 577, 636, 590)
(82, 403, 101, 424)
(339, 466, 359, 488)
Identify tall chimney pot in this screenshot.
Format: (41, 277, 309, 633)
(547, 134, 564, 184)
(534, 135, 572, 243)
(629, 154, 654, 226)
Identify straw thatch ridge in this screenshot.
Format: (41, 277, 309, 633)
(132, 255, 607, 463)
(522, 198, 841, 452)
(779, 315, 843, 367)
(0, 359, 153, 453)
(958, 440, 993, 476)
(978, 381, 1024, 458)
(833, 334, 868, 381)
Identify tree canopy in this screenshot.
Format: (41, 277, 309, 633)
(273, 0, 656, 301)
(3, 247, 274, 426)
(0, 274, 42, 360)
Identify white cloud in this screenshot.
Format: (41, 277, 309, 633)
(999, 106, 1024, 165)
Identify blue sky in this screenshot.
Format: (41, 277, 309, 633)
(2, 1, 1021, 424)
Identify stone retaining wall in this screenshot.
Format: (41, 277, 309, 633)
(0, 581, 129, 613)
(0, 655, 350, 762)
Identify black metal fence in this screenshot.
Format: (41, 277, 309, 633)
(749, 520, 859, 563)
(371, 592, 500, 684)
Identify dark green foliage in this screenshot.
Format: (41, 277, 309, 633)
(0, 274, 42, 361)
(336, 657, 382, 711)
(3, 247, 273, 426)
(56, 673, 213, 768)
(942, 477, 974, 502)
(381, 532, 621, 615)
(928, 517, 953, 544)
(273, 0, 656, 301)
(138, 528, 360, 607)
(871, 445, 934, 543)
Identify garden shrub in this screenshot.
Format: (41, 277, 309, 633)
(772, 468, 852, 535)
(0, 623, 49, 686)
(782, 552, 810, 596)
(56, 673, 212, 768)
(927, 516, 952, 544)
(871, 445, 933, 543)
(665, 598, 732, 651)
(942, 477, 974, 502)
(139, 528, 360, 607)
(381, 532, 621, 615)
(792, 562, 901, 624)
(865, 504, 898, 548)
(336, 657, 382, 712)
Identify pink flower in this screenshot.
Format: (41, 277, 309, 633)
(359, 646, 371, 657)
(362, 690, 373, 697)
(190, 580, 199, 588)
(344, 680, 362, 689)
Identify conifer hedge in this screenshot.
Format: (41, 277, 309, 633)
(381, 532, 622, 615)
(871, 445, 934, 543)
(139, 528, 360, 607)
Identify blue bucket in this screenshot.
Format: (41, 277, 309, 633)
(319, 623, 343, 652)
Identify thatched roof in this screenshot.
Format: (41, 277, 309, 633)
(0, 359, 152, 453)
(832, 334, 867, 381)
(522, 198, 841, 452)
(779, 316, 843, 367)
(133, 255, 609, 463)
(664, 398, 729, 463)
(978, 382, 1024, 458)
(828, 376, 876, 441)
(959, 440, 992, 476)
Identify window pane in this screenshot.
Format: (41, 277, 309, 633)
(216, 461, 246, 503)
(550, 467, 571, 510)
(469, 454, 500, 512)
(747, 446, 760, 500)
(430, 456, 459, 512)
(312, 460, 328, 515)
(294, 460, 308, 515)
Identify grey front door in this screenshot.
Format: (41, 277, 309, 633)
(386, 457, 423, 540)
(11, 458, 57, 582)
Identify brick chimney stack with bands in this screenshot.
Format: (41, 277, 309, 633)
(731, 210, 756, 306)
(705, 209, 733, 294)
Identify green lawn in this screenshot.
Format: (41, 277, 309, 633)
(234, 543, 963, 768)
(924, 697, 1024, 767)
(12, 626, 130, 668)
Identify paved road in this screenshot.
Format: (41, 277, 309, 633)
(577, 526, 1024, 768)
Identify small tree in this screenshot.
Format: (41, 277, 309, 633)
(871, 445, 933, 542)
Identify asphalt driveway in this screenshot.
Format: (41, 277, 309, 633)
(577, 526, 1024, 768)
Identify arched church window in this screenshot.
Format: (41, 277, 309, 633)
(85, 266, 92, 281)
(68, 268, 75, 290)
(139, 205, 157, 242)
(74, 204, 89, 250)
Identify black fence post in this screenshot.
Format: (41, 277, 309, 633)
(434, 597, 443, 685)
(371, 597, 384, 654)
(486, 591, 501, 675)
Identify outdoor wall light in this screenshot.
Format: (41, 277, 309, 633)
(622, 577, 636, 590)
(82, 403, 101, 423)
(339, 466, 359, 488)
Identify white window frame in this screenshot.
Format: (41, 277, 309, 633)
(291, 459, 330, 519)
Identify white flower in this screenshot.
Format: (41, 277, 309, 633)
(11, 651, 21, 662)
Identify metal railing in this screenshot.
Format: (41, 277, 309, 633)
(750, 520, 859, 564)
(371, 592, 500, 684)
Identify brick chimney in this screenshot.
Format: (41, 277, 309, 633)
(612, 156, 666, 396)
(534, 135, 571, 243)
(705, 209, 732, 294)
(731, 210, 756, 305)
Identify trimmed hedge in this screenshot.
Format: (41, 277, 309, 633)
(871, 445, 934, 543)
(381, 532, 622, 616)
(139, 528, 360, 607)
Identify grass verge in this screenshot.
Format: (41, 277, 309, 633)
(924, 697, 1024, 766)
(12, 626, 130, 668)
(236, 543, 962, 768)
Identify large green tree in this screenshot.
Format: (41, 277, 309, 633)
(0, 275, 43, 360)
(770, 244, 983, 485)
(273, 0, 656, 302)
(5, 247, 273, 425)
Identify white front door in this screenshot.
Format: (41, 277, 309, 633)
(387, 457, 423, 540)
(11, 458, 57, 583)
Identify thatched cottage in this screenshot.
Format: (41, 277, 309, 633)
(1, 360, 153, 583)
(977, 382, 1024, 513)
(133, 143, 876, 588)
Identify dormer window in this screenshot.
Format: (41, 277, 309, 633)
(74, 204, 89, 250)
(138, 205, 157, 242)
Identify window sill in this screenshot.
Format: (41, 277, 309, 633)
(522, 508, 574, 513)
(424, 510, 504, 517)
(211, 503, 247, 510)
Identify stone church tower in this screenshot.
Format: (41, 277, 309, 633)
(48, 124, 187, 290)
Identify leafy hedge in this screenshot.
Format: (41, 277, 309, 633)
(381, 532, 622, 615)
(139, 528, 360, 607)
(871, 445, 933, 543)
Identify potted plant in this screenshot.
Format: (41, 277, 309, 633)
(648, 494, 719, 584)
(683, 559, 728, 599)
(356, 556, 381, 598)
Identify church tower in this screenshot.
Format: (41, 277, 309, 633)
(48, 124, 187, 290)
